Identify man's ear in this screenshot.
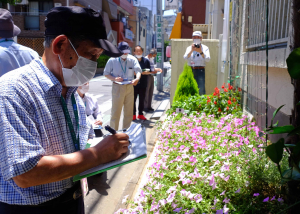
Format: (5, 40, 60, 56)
(52, 35, 68, 55)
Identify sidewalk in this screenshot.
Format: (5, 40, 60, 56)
(84, 70, 171, 214)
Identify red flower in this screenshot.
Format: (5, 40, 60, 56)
(222, 83, 225, 89)
(228, 100, 232, 105)
(227, 106, 229, 110)
(233, 98, 236, 102)
(228, 83, 231, 87)
(214, 101, 217, 105)
(207, 99, 211, 104)
(224, 88, 228, 92)
(218, 108, 222, 112)
(229, 97, 231, 100)
(213, 92, 217, 96)
(229, 86, 233, 90)
(238, 87, 242, 92)
(207, 96, 210, 99)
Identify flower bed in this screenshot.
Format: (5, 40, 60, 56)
(116, 113, 288, 214)
(169, 84, 242, 118)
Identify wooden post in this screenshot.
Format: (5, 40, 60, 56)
(288, 0, 300, 212)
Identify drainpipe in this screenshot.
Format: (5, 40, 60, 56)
(208, 0, 212, 39)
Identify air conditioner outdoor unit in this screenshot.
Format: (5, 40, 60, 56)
(16, 0, 28, 5)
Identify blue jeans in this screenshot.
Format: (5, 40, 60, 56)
(192, 68, 206, 95)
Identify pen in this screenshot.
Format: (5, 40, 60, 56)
(105, 125, 117, 134)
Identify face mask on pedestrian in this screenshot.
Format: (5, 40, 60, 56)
(193, 39, 201, 44)
(135, 55, 143, 59)
(58, 39, 97, 87)
(121, 54, 128, 59)
(78, 83, 89, 94)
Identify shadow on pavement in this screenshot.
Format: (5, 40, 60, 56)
(87, 172, 110, 196)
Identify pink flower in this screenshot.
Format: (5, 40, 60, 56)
(263, 197, 269, 202)
(223, 175, 230, 182)
(159, 199, 167, 206)
(194, 194, 203, 203)
(235, 188, 241, 193)
(216, 210, 223, 214)
(278, 198, 284, 203)
(253, 193, 259, 197)
(223, 198, 230, 203)
(173, 207, 182, 212)
(220, 191, 226, 196)
(223, 204, 229, 213)
(188, 208, 195, 213)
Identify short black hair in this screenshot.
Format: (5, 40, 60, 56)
(134, 45, 144, 52)
(44, 35, 94, 49)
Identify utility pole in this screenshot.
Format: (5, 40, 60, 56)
(138, 10, 141, 46)
(156, 0, 164, 91)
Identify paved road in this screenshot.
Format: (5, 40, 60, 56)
(83, 70, 171, 214)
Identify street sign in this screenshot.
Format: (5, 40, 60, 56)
(156, 15, 162, 22)
(157, 52, 162, 63)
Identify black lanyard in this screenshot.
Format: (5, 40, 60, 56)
(61, 94, 80, 151)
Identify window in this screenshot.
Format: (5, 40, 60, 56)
(143, 29, 145, 37)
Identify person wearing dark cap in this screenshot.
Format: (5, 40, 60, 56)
(104, 41, 142, 130)
(0, 6, 129, 213)
(0, 8, 39, 76)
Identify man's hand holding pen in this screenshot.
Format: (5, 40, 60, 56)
(92, 125, 129, 163)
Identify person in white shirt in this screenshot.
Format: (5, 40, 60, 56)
(77, 82, 103, 125)
(183, 31, 210, 95)
(0, 9, 39, 76)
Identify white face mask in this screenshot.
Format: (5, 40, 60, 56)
(58, 39, 97, 87)
(193, 39, 201, 44)
(135, 55, 143, 59)
(121, 54, 128, 59)
(78, 83, 89, 94)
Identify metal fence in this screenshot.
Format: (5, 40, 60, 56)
(18, 38, 44, 56)
(247, 0, 291, 48)
(228, 0, 292, 141)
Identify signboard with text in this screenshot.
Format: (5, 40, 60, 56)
(165, 0, 178, 10)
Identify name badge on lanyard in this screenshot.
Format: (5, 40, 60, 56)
(61, 94, 89, 198)
(119, 58, 128, 81)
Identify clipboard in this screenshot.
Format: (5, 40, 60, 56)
(73, 123, 147, 181)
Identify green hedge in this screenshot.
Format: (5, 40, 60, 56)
(97, 55, 111, 68)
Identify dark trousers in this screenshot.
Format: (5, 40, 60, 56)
(0, 183, 85, 214)
(192, 68, 206, 95)
(134, 87, 146, 115)
(144, 75, 154, 109)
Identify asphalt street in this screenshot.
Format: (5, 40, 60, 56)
(83, 71, 171, 214)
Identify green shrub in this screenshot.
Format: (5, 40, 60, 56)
(170, 84, 243, 118)
(173, 63, 199, 103)
(97, 54, 111, 68)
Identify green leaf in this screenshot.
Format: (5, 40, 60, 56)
(287, 126, 300, 137)
(284, 144, 297, 147)
(273, 121, 279, 127)
(271, 105, 285, 127)
(287, 48, 300, 79)
(282, 168, 293, 179)
(293, 143, 300, 156)
(266, 138, 285, 164)
(297, 102, 300, 106)
(270, 125, 295, 134)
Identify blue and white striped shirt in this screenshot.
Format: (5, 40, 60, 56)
(0, 59, 93, 205)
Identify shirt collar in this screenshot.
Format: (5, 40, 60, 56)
(31, 59, 77, 95)
(0, 38, 14, 43)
